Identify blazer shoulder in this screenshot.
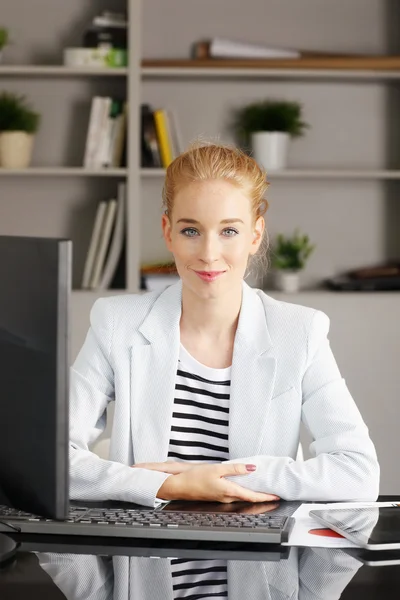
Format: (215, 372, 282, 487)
(256, 289, 330, 339)
(90, 289, 163, 335)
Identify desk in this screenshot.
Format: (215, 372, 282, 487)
(1, 497, 400, 599)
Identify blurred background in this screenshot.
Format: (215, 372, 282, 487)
(0, 0, 399, 493)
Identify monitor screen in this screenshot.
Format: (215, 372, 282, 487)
(0, 236, 71, 519)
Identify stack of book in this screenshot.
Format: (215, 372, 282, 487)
(140, 262, 180, 292)
(141, 104, 183, 168)
(83, 97, 127, 168)
(81, 182, 126, 290)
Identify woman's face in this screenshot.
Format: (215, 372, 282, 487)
(161, 179, 264, 300)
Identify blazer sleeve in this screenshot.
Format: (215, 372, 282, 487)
(225, 310, 380, 501)
(69, 298, 171, 507)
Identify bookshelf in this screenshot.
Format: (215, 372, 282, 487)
(1, 0, 400, 345)
(0, 0, 140, 299)
(0, 0, 398, 494)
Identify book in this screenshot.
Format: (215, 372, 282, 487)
(83, 97, 104, 168)
(81, 200, 108, 288)
(165, 108, 184, 159)
(110, 102, 127, 167)
(98, 183, 126, 289)
(90, 199, 118, 288)
(193, 37, 301, 60)
(141, 104, 162, 167)
(84, 97, 113, 168)
(153, 109, 174, 167)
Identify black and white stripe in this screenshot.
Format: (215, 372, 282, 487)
(167, 344, 231, 463)
(168, 344, 231, 600)
(171, 558, 228, 600)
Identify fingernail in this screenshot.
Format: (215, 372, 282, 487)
(246, 464, 257, 472)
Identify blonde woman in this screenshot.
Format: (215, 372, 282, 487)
(70, 143, 379, 506)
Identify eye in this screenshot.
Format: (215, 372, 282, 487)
(181, 227, 199, 237)
(222, 227, 239, 237)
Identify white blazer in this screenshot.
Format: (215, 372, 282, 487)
(38, 548, 362, 600)
(69, 281, 379, 507)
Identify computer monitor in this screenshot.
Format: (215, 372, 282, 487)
(0, 236, 71, 519)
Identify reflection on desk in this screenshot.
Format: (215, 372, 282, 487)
(34, 547, 362, 600)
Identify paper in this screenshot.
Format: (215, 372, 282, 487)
(283, 501, 400, 548)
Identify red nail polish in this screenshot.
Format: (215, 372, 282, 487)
(246, 464, 257, 472)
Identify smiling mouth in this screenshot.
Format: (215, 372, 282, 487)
(194, 271, 226, 282)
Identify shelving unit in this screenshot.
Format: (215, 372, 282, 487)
(1, 0, 400, 348)
(0, 0, 399, 494)
(0, 0, 140, 302)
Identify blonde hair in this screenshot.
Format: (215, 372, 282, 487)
(162, 141, 271, 273)
(162, 141, 269, 221)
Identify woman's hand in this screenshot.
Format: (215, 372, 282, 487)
(157, 463, 280, 503)
(132, 461, 196, 475)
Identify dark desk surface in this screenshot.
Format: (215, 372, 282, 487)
(1, 497, 400, 599)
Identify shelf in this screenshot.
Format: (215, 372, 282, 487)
(141, 168, 400, 180)
(142, 57, 400, 81)
(0, 65, 128, 77)
(0, 167, 128, 177)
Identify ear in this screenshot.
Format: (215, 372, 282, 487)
(249, 216, 265, 255)
(161, 212, 173, 252)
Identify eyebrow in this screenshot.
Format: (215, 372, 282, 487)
(176, 218, 244, 225)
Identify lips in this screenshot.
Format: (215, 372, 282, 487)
(194, 270, 226, 282)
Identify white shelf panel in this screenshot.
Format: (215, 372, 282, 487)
(141, 66, 400, 81)
(141, 168, 400, 180)
(0, 168, 128, 177)
(0, 66, 128, 77)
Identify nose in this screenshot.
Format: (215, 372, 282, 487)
(199, 234, 220, 266)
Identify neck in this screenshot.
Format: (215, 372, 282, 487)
(180, 284, 242, 340)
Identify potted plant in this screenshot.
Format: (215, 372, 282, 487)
(232, 100, 308, 170)
(0, 92, 40, 168)
(0, 27, 9, 62)
(270, 228, 315, 292)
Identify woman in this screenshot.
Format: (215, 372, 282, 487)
(70, 143, 379, 507)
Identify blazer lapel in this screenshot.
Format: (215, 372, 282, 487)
(130, 281, 275, 463)
(130, 282, 182, 464)
(229, 283, 276, 459)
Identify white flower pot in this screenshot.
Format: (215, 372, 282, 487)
(274, 270, 300, 293)
(251, 131, 289, 171)
(0, 132, 35, 168)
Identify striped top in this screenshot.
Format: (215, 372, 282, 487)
(171, 558, 228, 600)
(167, 344, 231, 463)
(168, 344, 231, 600)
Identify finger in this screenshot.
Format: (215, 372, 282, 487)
(216, 462, 260, 477)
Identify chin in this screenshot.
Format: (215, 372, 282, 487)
(184, 274, 240, 301)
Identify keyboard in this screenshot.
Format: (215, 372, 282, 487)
(0, 504, 294, 543)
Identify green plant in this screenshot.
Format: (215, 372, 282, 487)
(0, 92, 40, 133)
(271, 228, 315, 271)
(232, 100, 308, 145)
(0, 27, 9, 50)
